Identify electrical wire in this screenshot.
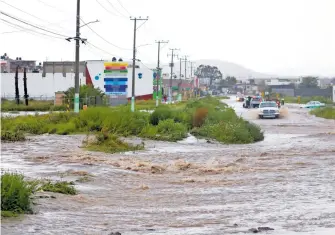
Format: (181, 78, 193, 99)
(136, 20, 148, 31)
(86, 41, 126, 59)
(81, 18, 131, 50)
(0, 18, 65, 40)
(105, 0, 128, 18)
(35, 0, 68, 13)
(96, 0, 121, 18)
(0, 0, 71, 32)
(0, 11, 70, 37)
(116, 0, 131, 16)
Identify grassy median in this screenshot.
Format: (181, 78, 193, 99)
(1, 97, 264, 151)
(310, 107, 335, 120)
(284, 96, 333, 104)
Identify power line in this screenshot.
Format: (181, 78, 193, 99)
(0, 0, 71, 32)
(80, 18, 131, 50)
(136, 20, 148, 30)
(96, 0, 121, 17)
(0, 18, 64, 39)
(116, 0, 131, 16)
(86, 41, 125, 59)
(105, 0, 127, 18)
(35, 0, 68, 13)
(0, 11, 70, 37)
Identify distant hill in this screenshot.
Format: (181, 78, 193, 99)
(194, 59, 273, 79)
(144, 59, 274, 80)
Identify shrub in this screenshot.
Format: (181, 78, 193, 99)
(1, 131, 26, 142)
(149, 106, 172, 125)
(245, 121, 264, 142)
(1, 172, 35, 217)
(39, 181, 77, 195)
(156, 119, 188, 141)
(192, 107, 208, 127)
(85, 132, 144, 153)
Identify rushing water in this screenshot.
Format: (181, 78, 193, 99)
(1, 98, 335, 235)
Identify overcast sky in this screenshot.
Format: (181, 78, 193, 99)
(1, 0, 334, 76)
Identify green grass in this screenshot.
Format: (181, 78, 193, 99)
(1, 172, 35, 217)
(1, 97, 264, 145)
(310, 107, 335, 120)
(1, 172, 79, 217)
(38, 181, 77, 195)
(1, 130, 26, 142)
(84, 132, 145, 153)
(284, 96, 333, 104)
(1, 100, 67, 112)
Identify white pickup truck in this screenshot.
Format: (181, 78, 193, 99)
(258, 101, 280, 119)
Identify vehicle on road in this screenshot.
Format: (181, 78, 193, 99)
(258, 101, 280, 119)
(236, 93, 244, 102)
(243, 96, 252, 108)
(300, 101, 326, 109)
(250, 96, 262, 108)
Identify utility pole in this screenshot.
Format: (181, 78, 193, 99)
(130, 16, 148, 112)
(66, 0, 87, 113)
(180, 56, 188, 79)
(189, 61, 196, 78)
(168, 48, 179, 103)
(155, 40, 169, 107)
(74, 0, 81, 113)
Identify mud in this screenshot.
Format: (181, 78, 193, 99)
(1, 97, 335, 235)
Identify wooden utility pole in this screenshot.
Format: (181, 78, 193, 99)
(130, 16, 148, 111)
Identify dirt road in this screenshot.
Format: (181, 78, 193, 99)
(2, 98, 335, 235)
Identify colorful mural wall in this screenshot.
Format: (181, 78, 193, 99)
(86, 60, 153, 100)
(103, 61, 128, 96)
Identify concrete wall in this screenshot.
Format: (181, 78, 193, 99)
(294, 87, 332, 98)
(272, 88, 295, 97)
(1, 73, 85, 98)
(42, 61, 86, 77)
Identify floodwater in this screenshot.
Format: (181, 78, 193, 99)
(1, 97, 335, 235)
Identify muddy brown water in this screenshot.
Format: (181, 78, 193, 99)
(1, 98, 335, 235)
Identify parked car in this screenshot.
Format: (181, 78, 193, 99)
(258, 101, 280, 119)
(300, 101, 325, 109)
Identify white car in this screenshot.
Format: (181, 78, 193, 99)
(300, 101, 326, 109)
(258, 101, 280, 119)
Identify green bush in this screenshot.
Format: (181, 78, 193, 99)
(1, 172, 35, 217)
(39, 181, 77, 195)
(85, 132, 144, 153)
(149, 106, 173, 125)
(1, 130, 26, 142)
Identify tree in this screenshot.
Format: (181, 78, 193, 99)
(225, 76, 237, 86)
(64, 85, 104, 106)
(195, 64, 222, 87)
(299, 76, 318, 88)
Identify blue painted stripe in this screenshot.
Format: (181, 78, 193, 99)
(104, 85, 128, 89)
(106, 92, 127, 95)
(104, 77, 128, 82)
(104, 81, 127, 85)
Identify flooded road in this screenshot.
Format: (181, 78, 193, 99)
(1, 97, 335, 235)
